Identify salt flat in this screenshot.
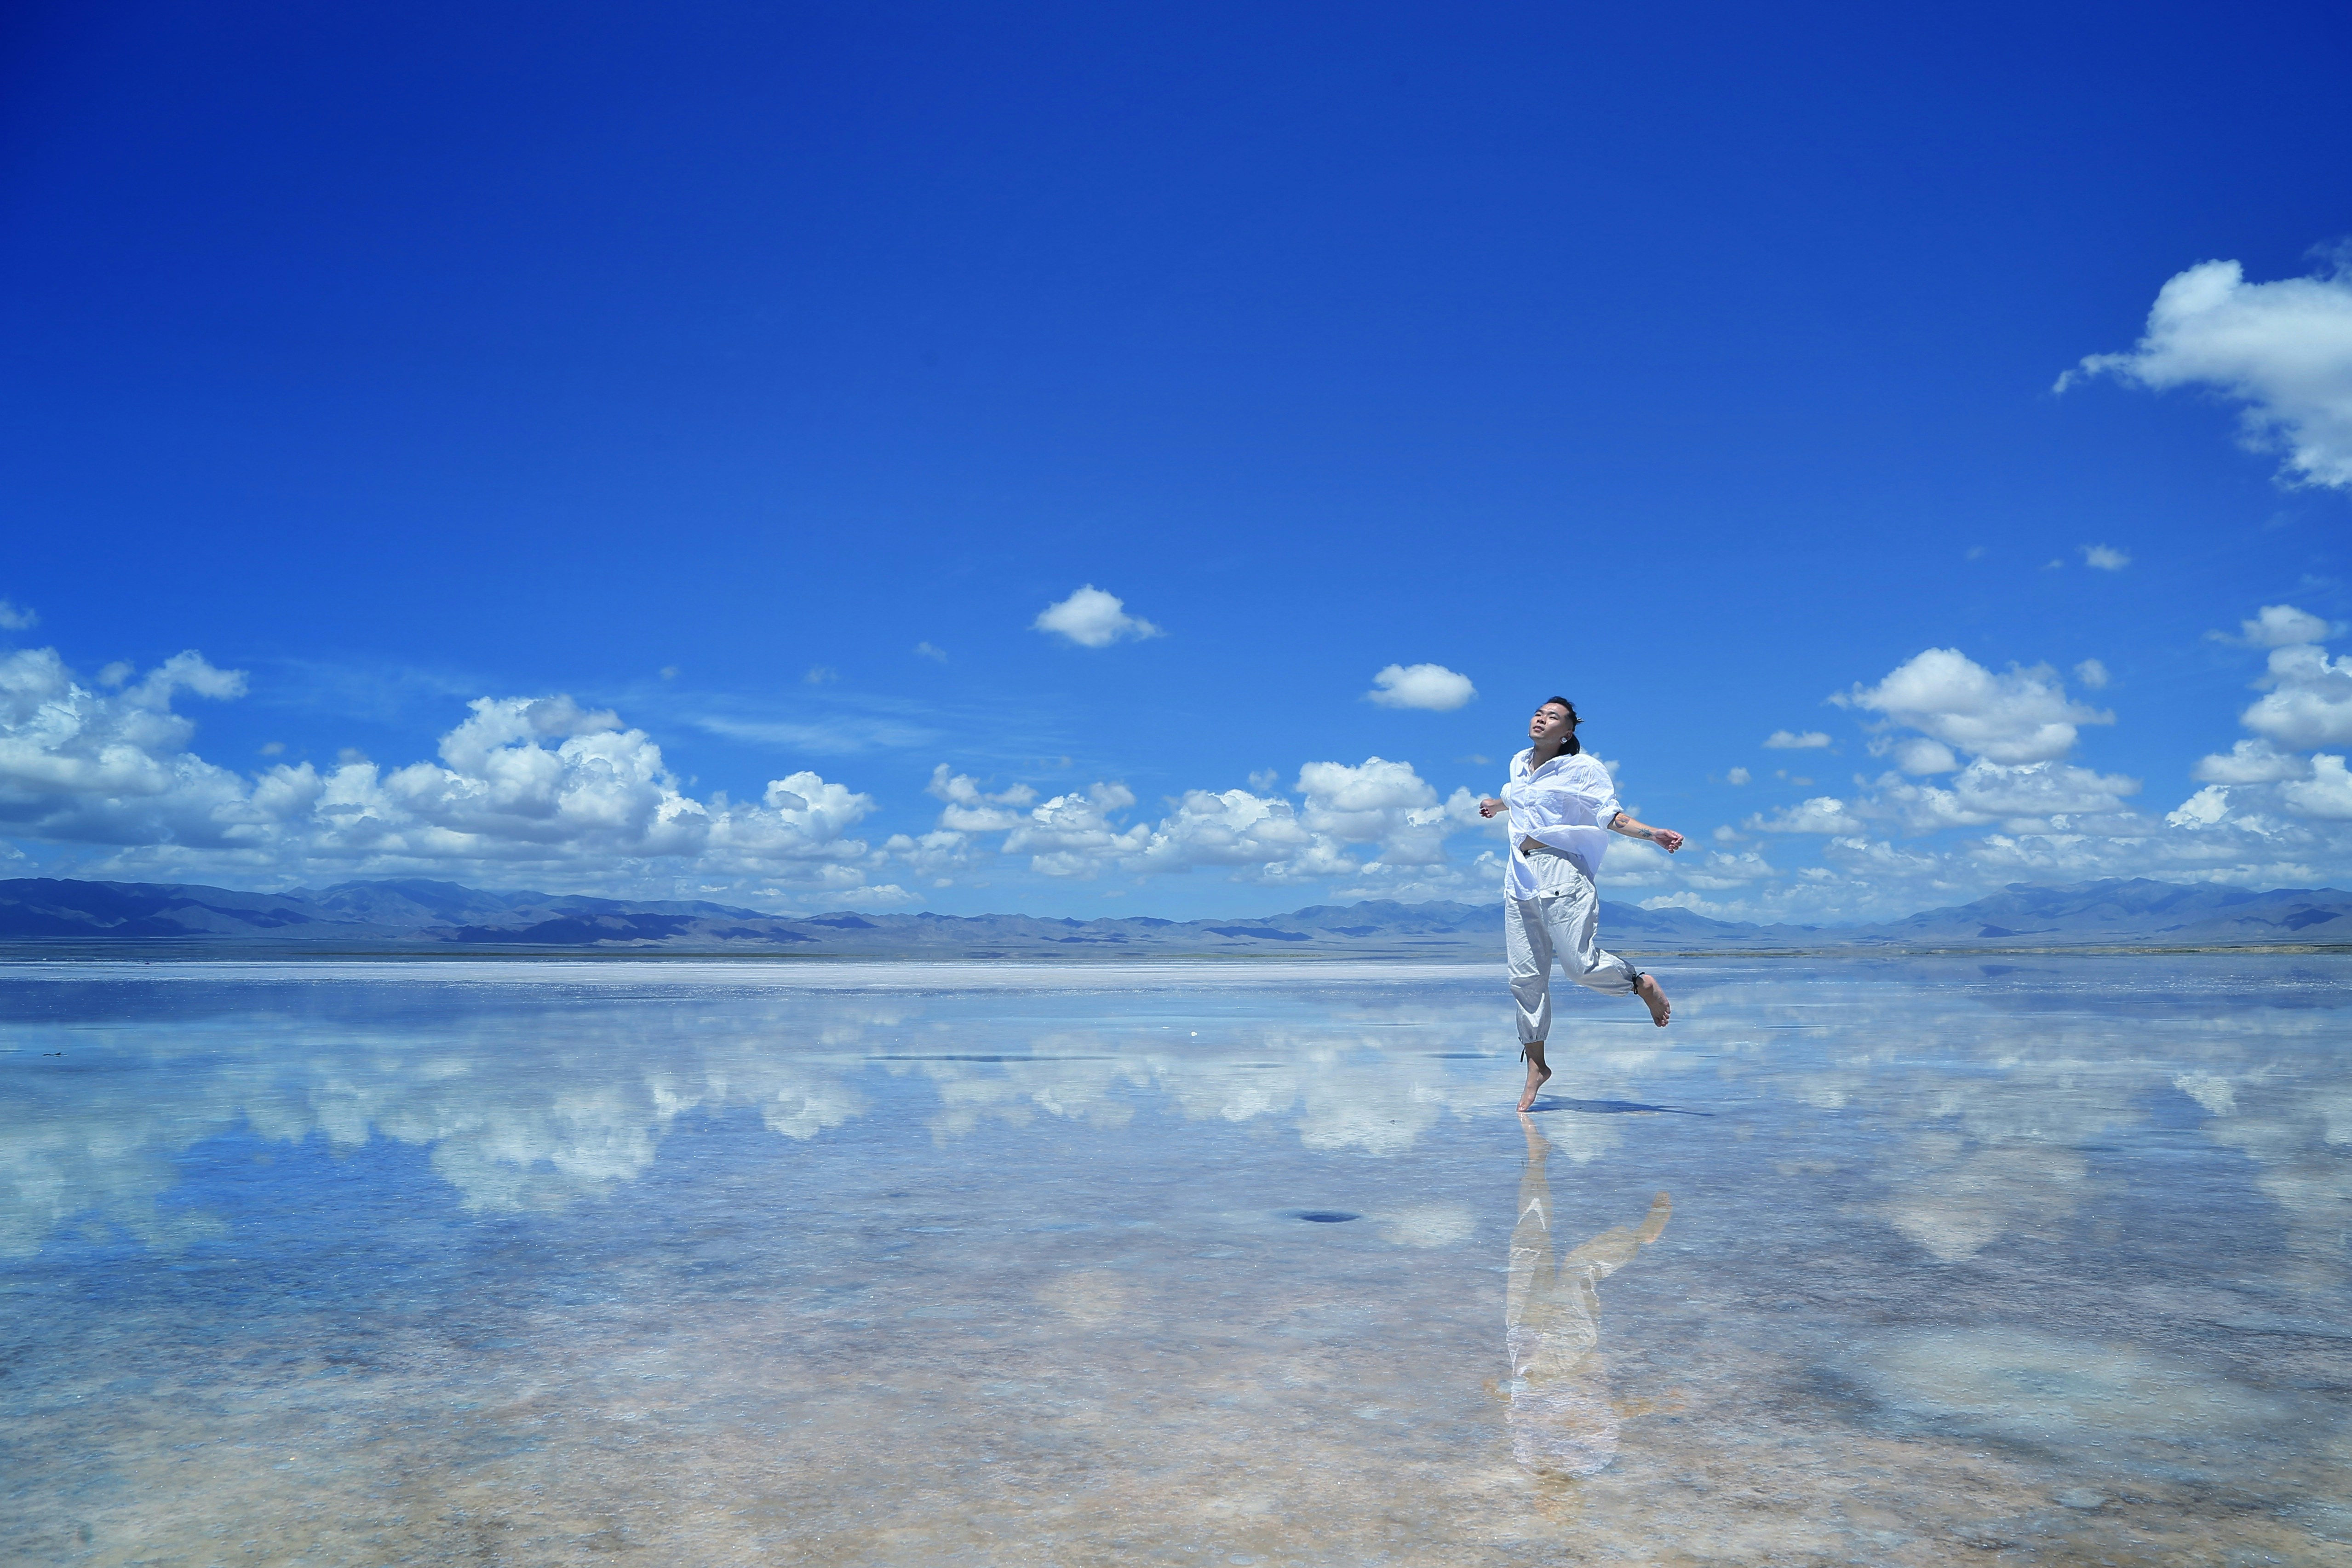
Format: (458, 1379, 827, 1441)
(3, 956, 2347, 1565)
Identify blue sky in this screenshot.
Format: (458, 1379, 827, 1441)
(3, 0, 2349, 919)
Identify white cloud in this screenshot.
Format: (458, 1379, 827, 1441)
(2059, 257, 2352, 489)
(1869, 759, 2141, 833)
(1146, 760, 1483, 884)
(2240, 642, 2352, 749)
(1130, 788, 1319, 876)
(0, 649, 252, 845)
(1885, 737, 1958, 776)
(1675, 847, 1779, 890)
(912, 641, 948, 662)
(1001, 783, 1149, 878)
(883, 828, 973, 879)
(0, 600, 36, 632)
(2281, 756, 2352, 820)
(2193, 739, 2310, 785)
(922, 754, 1491, 888)
(2167, 785, 2232, 829)
(1032, 585, 1164, 648)
(2220, 603, 2339, 649)
(1726, 767, 1750, 786)
(0, 646, 879, 895)
(1296, 758, 1480, 873)
(1365, 663, 1476, 712)
(1744, 755, 2140, 844)
(2080, 545, 2130, 571)
(907, 783, 1055, 879)
(1632, 617, 2352, 918)
(2074, 659, 2110, 689)
(1763, 729, 1832, 749)
(1835, 648, 2111, 765)
(2185, 610, 2352, 831)
(925, 765, 1037, 831)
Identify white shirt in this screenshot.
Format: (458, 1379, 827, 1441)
(1500, 747, 1622, 897)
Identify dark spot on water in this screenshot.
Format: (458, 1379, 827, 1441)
(1286, 1210, 1359, 1223)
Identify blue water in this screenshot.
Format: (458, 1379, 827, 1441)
(2, 956, 2347, 1565)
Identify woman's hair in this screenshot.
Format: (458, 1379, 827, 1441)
(1541, 695, 1581, 755)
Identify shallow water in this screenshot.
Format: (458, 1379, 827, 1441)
(2, 955, 2347, 1566)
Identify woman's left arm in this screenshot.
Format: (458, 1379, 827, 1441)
(1608, 812, 1684, 853)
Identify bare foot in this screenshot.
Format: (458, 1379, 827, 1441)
(1634, 972, 1671, 1027)
(1518, 1050, 1552, 1111)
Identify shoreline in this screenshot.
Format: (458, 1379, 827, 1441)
(2, 941, 2347, 965)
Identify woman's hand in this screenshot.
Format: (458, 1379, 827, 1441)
(1478, 797, 1505, 818)
(1609, 814, 1685, 853)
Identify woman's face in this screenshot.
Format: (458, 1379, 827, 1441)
(1529, 703, 1573, 744)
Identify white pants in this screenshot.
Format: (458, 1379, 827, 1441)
(1506, 847, 1638, 1044)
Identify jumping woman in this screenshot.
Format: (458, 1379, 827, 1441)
(1479, 698, 1685, 1112)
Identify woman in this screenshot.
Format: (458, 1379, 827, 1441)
(1479, 697, 1684, 1111)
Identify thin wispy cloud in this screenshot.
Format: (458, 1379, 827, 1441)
(691, 713, 940, 755)
(2211, 603, 2340, 648)
(247, 655, 493, 724)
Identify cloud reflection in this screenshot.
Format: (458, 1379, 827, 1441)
(4, 959, 2348, 1273)
(1, 982, 1556, 1251)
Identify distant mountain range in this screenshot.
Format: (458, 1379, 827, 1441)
(0, 875, 2345, 956)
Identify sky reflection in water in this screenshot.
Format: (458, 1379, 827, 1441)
(2, 957, 2347, 1565)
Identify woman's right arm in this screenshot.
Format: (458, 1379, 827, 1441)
(1608, 812, 1684, 853)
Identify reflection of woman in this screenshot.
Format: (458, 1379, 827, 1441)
(1478, 697, 1684, 1111)
(1505, 1113, 1672, 1476)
